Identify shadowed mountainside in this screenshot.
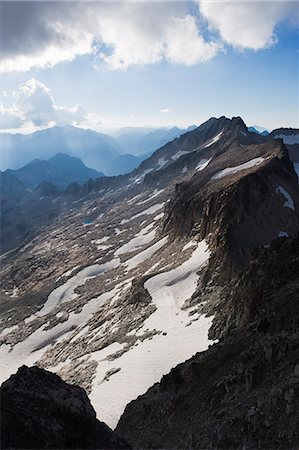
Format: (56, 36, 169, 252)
(1, 365, 130, 449)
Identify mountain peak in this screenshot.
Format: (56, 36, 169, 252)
(231, 116, 247, 129)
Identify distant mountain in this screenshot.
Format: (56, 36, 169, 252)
(0, 126, 121, 173)
(105, 154, 144, 176)
(114, 126, 197, 156)
(113, 130, 152, 155)
(1, 125, 198, 176)
(8, 153, 104, 190)
(248, 125, 270, 135)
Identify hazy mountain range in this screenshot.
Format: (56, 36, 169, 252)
(7, 153, 104, 190)
(0, 125, 197, 176)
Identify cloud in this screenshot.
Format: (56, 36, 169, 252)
(0, 105, 24, 129)
(0, 79, 88, 129)
(1, 2, 219, 72)
(0, 2, 94, 72)
(1, 1, 297, 73)
(160, 108, 173, 114)
(198, 0, 299, 50)
(165, 15, 220, 64)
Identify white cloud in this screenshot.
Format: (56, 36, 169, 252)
(160, 108, 173, 114)
(1, 2, 220, 72)
(198, 0, 299, 50)
(0, 79, 88, 130)
(1, 2, 297, 72)
(165, 15, 220, 64)
(0, 105, 24, 129)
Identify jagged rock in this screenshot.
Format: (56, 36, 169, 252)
(0, 365, 130, 449)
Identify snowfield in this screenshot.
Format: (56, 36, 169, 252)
(89, 240, 214, 429)
(212, 157, 264, 180)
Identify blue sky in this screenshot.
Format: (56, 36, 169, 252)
(1, 1, 298, 133)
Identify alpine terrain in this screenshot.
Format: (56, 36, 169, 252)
(1, 116, 298, 449)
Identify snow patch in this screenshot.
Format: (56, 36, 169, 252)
(115, 229, 156, 256)
(156, 157, 168, 169)
(125, 236, 168, 271)
(92, 236, 110, 245)
(137, 189, 165, 205)
(56, 266, 80, 282)
(204, 131, 223, 148)
(182, 240, 197, 251)
(134, 169, 153, 184)
(276, 186, 295, 210)
(120, 203, 165, 225)
(212, 157, 264, 180)
(171, 150, 189, 161)
(35, 259, 120, 317)
(0, 324, 18, 338)
(154, 212, 164, 221)
(195, 158, 212, 171)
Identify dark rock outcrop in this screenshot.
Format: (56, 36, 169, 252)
(1, 365, 129, 449)
(116, 234, 299, 449)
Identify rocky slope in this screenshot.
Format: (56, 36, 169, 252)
(1, 365, 129, 449)
(0, 116, 298, 435)
(116, 234, 299, 449)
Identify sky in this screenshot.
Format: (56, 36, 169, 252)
(0, 0, 299, 134)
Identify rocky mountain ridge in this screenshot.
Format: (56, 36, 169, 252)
(0, 115, 298, 439)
